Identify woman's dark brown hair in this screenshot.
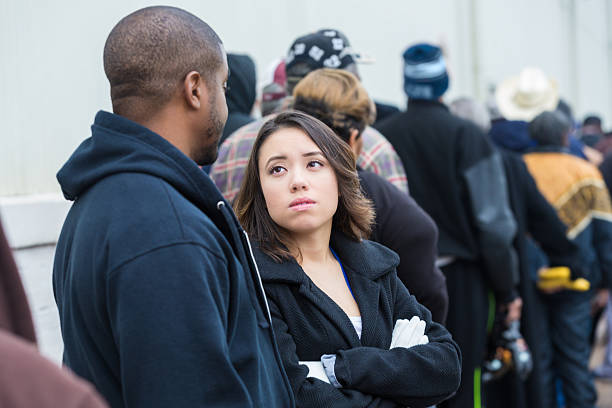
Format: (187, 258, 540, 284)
(234, 111, 374, 262)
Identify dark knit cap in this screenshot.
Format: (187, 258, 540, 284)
(403, 43, 449, 100)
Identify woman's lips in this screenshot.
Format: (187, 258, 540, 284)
(289, 197, 316, 211)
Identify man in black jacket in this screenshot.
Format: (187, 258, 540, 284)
(376, 43, 519, 408)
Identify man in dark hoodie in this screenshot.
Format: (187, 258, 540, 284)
(53, 6, 294, 408)
(220, 53, 257, 144)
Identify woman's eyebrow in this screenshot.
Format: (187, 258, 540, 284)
(303, 151, 324, 158)
(265, 155, 287, 168)
(264, 151, 324, 167)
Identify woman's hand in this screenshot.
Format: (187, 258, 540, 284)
(299, 361, 331, 383)
(390, 316, 429, 349)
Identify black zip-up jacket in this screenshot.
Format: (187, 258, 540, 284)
(53, 111, 294, 408)
(358, 169, 448, 323)
(255, 231, 461, 408)
(375, 100, 518, 300)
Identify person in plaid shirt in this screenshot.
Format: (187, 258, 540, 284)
(210, 29, 408, 201)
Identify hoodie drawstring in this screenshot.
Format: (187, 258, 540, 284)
(216, 201, 272, 324)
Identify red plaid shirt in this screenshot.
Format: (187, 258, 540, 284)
(210, 116, 408, 201)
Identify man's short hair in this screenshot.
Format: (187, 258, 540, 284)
(529, 111, 571, 147)
(103, 6, 223, 116)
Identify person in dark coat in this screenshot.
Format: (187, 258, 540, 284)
(234, 111, 461, 407)
(496, 151, 587, 408)
(53, 7, 294, 408)
(375, 43, 519, 408)
(0, 220, 108, 408)
(290, 68, 448, 323)
(453, 97, 586, 407)
(221, 53, 257, 144)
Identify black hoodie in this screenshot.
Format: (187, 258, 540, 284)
(53, 111, 294, 408)
(221, 53, 256, 144)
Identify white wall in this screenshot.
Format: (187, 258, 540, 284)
(2, 0, 611, 245)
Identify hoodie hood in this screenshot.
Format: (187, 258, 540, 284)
(226, 53, 256, 115)
(488, 119, 536, 153)
(58, 111, 230, 225)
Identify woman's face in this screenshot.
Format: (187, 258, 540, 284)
(258, 127, 339, 237)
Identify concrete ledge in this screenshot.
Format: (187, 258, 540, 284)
(0, 194, 71, 249)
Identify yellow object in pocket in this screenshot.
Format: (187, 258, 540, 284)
(538, 266, 570, 280)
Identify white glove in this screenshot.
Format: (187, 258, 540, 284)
(390, 316, 429, 349)
(299, 361, 331, 383)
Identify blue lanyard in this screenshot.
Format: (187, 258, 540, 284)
(330, 247, 355, 299)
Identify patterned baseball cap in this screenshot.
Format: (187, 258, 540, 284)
(285, 30, 356, 73)
(315, 29, 374, 64)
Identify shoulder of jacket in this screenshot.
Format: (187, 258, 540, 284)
(334, 235, 399, 280)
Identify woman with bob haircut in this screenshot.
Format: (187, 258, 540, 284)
(290, 68, 448, 324)
(234, 110, 461, 407)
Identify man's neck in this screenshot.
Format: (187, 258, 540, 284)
(139, 105, 192, 159)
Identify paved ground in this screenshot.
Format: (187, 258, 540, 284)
(12, 244, 612, 406)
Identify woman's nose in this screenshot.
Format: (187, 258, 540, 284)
(290, 180, 307, 192)
(290, 172, 308, 192)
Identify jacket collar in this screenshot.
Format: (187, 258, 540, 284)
(526, 145, 571, 154)
(407, 98, 448, 111)
(255, 230, 399, 285)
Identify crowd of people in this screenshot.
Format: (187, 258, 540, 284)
(2, 5, 612, 408)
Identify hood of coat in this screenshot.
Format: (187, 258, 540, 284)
(489, 119, 536, 153)
(226, 53, 257, 115)
(57, 111, 236, 235)
(254, 230, 399, 285)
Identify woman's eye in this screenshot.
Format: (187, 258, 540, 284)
(308, 160, 323, 168)
(269, 166, 286, 175)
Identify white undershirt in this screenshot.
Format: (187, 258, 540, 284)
(349, 316, 362, 339)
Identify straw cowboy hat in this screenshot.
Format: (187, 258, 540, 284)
(495, 67, 559, 122)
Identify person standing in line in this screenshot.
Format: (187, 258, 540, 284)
(210, 29, 409, 202)
(452, 97, 586, 408)
(288, 68, 448, 323)
(220, 53, 257, 144)
(375, 43, 520, 408)
(52, 6, 294, 408)
(234, 111, 461, 407)
(523, 111, 612, 408)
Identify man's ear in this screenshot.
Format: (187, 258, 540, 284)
(348, 128, 359, 148)
(183, 71, 206, 109)
(348, 128, 362, 158)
